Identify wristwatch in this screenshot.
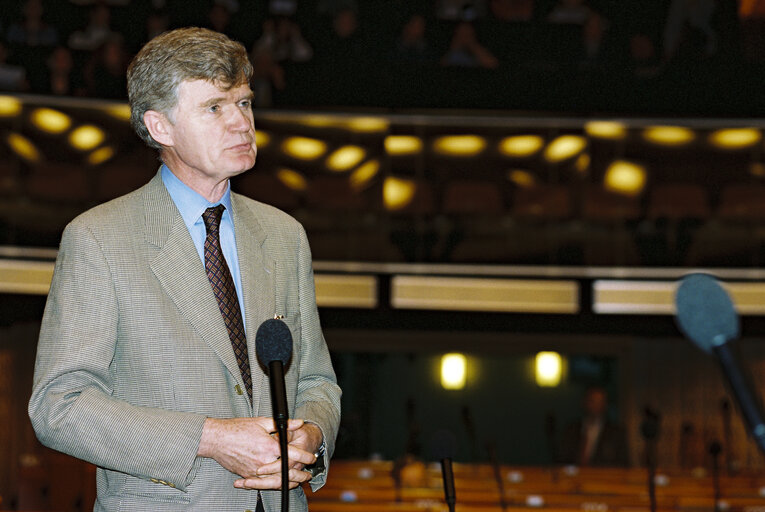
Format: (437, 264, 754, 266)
(304, 439, 326, 478)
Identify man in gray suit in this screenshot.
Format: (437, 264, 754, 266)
(28, 27, 341, 511)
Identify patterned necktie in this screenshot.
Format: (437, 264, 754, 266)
(202, 205, 252, 402)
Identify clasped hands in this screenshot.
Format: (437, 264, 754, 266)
(198, 417, 322, 490)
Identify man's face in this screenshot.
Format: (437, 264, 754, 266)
(163, 79, 257, 188)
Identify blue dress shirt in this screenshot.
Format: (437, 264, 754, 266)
(161, 164, 247, 332)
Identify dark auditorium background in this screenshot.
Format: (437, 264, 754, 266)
(3, 0, 765, 510)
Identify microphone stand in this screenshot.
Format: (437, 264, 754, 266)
(486, 441, 508, 512)
(641, 409, 660, 512)
(269, 360, 289, 512)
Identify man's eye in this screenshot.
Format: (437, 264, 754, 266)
(239, 100, 252, 108)
(209, 105, 220, 113)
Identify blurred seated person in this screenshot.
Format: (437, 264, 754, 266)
(441, 21, 499, 68)
(489, 0, 534, 22)
(545, 0, 605, 60)
(83, 34, 129, 98)
(6, 0, 59, 48)
(0, 41, 28, 92)
(253, 17, 313, 64)
(68, 2, 118, 52)
(558, 386, 629, 467)
(44, 46, 84, 96)
(392, 13, 435, 64)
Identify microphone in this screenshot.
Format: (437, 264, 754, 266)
(255, 318, 293, 512)
(256, 318, 293, 431)
(430, 430, 457, 512)
(675, 273, 765, 453)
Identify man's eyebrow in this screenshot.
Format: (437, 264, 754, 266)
(199, 96, 226, 109)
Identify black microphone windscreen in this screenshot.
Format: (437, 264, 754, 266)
(255, 318, 293, 366)
(675, 273, 740, 354)
(429, 429, 457, 461)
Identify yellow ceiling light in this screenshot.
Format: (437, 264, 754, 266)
(0, 95, 22, 117)
(69, 124, 105, 151)
(384, 135, 422, 156)
(535, 351, 563, 387)
(350, 159, 380, 190)
(709, 128, 761, 149)
(326, 145, 366, 172)
(585, 120, 627, 139)
(433, 135, 486, 157)
(507, 169, 536, 187)
(543, 135, 587, 162)
(7, 133, 40, 162)
(282, 136, 327, 160)
(255, 130, 270, 148)
(604, 160, 647, 196)
(441, 353, 467, 390)
(345, 116, 389, 133)
(383, 176, 416, 211)
(30, 108, 71, 134)
(643, 125, 694, 146)
(104, 103, 131, 121)
(88, 146, 115, 165)
(499, 135, 544, 157)
(297, 114, 336, 128)
(276, 168, 308, 192)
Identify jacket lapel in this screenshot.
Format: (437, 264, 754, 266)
(142, 173, 245, 395)
(231, 193, 275, 417)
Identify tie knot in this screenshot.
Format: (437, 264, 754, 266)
(202, 204, 226, 234)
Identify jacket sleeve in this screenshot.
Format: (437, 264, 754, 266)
(292, 224, 342, 491)
(27, 220, 207, 491)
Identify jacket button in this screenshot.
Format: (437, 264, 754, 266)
(235, 384, 243, 395)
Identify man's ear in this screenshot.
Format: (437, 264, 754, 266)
(143, 110, 173, 147)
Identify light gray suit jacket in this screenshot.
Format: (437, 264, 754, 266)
(28, 171, 341, 511)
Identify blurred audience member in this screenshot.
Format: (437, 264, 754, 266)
(441, 21, 499, 68)
(83, 34, 129, 98)
(559, 386, 629, 467)
(254, 17, 313, 63)
(0, 41, 28, 92)
(489, 0, 534, 22)
(436, 0, 488, 21)
(392, 13, 435, 64)
(662, 0, 717, 62)
(546, 0, 605, 60)
(144, 9, 170, 42)
(628, 33, 661, 79)
(44, 46, 83, 96)
(205, 2, 234, 35)
(68, 2, 118, 52)
(6, 0, 59, 48)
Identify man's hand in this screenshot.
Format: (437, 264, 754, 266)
(234, 421, 324, 489)
(197, 416, 305, 489)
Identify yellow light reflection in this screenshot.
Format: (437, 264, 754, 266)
(30, 108, 71, 134)
(643, 126, 694, 146)
(104, 103, 131, 121)
(750, 162, 765, 177)
(0, 96, 22, 117)
(709, 128, 761, 149)
(441, 353, 467, 390)
(298, 114, 336, 128)
(507, 169, 536, 187)
(576, 153, 591, 174)
(276, 168, 308, 191)
(535, 352, 562, 387)
(433, 135, 486, 157)
(345, 116, 389, 133)
(544, 135, 587, 162)
(384, 135, 422, 155)
(499, 135, 544, 157)
(350, 159, 380, 190)
(282, 136, 327, 160)
(255, 130, 270, 148)
(326, 145, 366, 172)
(604, 160, 647, 196)
(88, 146, 115, 165)
(383, 176, 416, 211)
(585, 121, 627, 140)
(69, 125, 105, 151)
(7, 133, 40, 162)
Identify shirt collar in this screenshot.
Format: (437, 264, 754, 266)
(161, 164, 234, 229)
